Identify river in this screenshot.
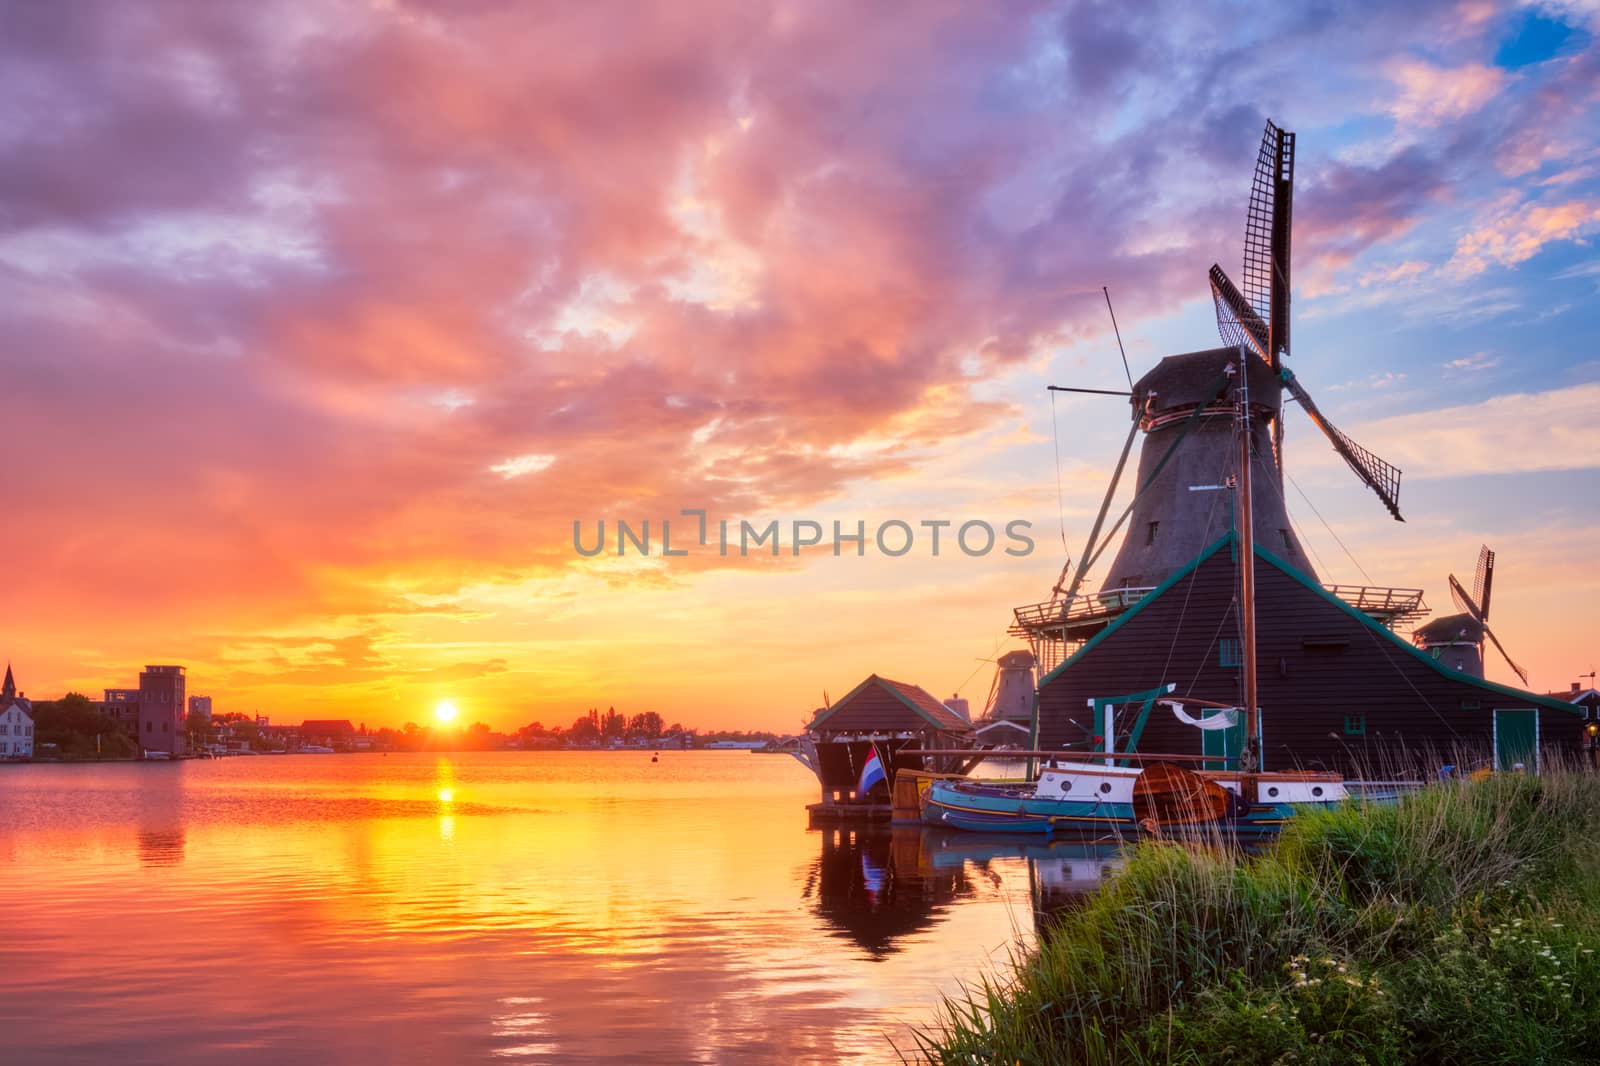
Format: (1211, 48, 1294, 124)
(0, 751, 1117, 1064)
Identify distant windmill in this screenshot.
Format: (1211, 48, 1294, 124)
(1413, 546, 1528, 683)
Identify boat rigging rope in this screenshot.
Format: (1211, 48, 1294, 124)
(955, 632, 1009, 705)
(1160, 474, 1228, 688)
(1077, 372, 1233, 580)
(1050, 390, 1069, 556)
(1287, 471, 1377, 586)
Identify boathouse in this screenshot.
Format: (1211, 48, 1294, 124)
(804, 675, 974, 812)
(1033, 533, 1582, 774)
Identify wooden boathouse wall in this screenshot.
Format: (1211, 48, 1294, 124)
(806, 675, 975, 821)
(1036, 534, 1581, 773)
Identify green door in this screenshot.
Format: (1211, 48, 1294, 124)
(1201, 710, 1242, 771)
(1494, 709, 1539, 772)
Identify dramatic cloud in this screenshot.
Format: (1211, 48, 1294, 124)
(2, 0, 1597, 723)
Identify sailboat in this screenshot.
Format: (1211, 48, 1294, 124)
(922, 349, 1351, 838)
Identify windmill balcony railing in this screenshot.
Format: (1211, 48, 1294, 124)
(1012, 587, 1156, 632)
(1013, 581, 1428, 637)
(1323, 584, 1429, 625)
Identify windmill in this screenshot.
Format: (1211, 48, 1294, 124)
(1414, 545, 1528, 684)
(1013, 119, 1427, 671)
(1206, 121, 1404, 521)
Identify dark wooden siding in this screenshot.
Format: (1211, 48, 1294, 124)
(815, 680, 933, 732)
(1038, 545, 1580, 774)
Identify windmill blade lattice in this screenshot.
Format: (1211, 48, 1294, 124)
(1482, 624, 1530, 686)
(1281, 372, 1405, 521)
(1209, 264, 1269, 361)
(1472, 545, 1495, 620)
(1244, 125, 1285, 328)
(1210, 264, 1405, 521)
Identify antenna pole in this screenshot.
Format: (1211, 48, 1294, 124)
(1235, 347, 1260, 773)
(1103, 287, 1134, 390)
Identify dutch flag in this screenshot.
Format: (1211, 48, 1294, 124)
(858, 746, 887, 797)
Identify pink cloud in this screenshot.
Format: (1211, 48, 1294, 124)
(1385, 58, 1505, 128)
(1449, 197, 1600, 275)
(0, 0, 1595, 718)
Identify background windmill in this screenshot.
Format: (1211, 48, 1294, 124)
(1413, 545, 1529, 684)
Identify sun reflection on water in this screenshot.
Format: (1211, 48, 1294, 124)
(0, 751, 1059, 1065)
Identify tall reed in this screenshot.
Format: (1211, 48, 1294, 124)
(915, 758, 1600, 1065)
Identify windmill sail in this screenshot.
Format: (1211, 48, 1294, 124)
(1280, 371, 1404, 521)
(1472, 545, 1494, 620)
(1210, 262, 1405, 522)
(1244, 121, 1294, 369)
(1449, 566, 1528, 685)
(1209, 263, 1269, 361)
(1482, 626, 1529, 686)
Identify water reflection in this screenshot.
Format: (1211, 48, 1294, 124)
(807, 827, 1130, 957)
(135, 763, 187, 866)
(436, 758, 457, 842)
(914, 830, 1126, 932)
(2, 753, 1125, 1065)
(806, 827, 977, 958)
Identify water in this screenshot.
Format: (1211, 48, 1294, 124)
(0, 752, 1116, 1064)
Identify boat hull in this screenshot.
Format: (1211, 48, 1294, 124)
(923, 779, 1139, 835)
(924, 777, 1347, 838)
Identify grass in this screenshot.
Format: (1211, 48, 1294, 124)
(913, 759, 1600, 1065)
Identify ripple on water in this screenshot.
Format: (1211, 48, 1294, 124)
(0, 752, 1093, 1065)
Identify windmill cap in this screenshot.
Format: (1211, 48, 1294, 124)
(1413, 613, 1486, 643)
(1135, 346, 1282, 414)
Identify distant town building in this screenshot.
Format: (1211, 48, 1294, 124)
(1, 703, 33, 759)
(188, 695, 213, 720)
(1, 663, 31, 712)
(99, 688, 142, 737)
(2, 665, 34, 759)
(136, 666, 187, 755)
(300, 720, 356, 749)
(92, 665, 189, 754)
(1547, 681, 1599, 719)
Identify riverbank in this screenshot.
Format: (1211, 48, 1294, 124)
(917, 766, 1600, 1064)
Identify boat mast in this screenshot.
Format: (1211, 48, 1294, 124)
(1234, 346, 1260, 773)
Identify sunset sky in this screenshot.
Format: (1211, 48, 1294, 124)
(4, 1, 1598, 732)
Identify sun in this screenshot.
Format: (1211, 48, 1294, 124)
(434, 700, 459, 725)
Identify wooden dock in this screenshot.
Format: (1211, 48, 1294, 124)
(807, 801, 893, 827)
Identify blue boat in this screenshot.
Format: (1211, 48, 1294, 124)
(922, 759, 1350, 838)
(923, 762, 1141, 835)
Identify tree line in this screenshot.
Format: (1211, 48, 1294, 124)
(23, 693, 779, 756)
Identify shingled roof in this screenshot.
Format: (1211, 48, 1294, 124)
(299, 719, 356, 736)
(808, 674, 972, 734)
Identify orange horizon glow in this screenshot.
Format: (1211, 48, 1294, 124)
(3, 4, 1597, 733)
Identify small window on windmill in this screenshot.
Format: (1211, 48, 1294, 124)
(1146, 521, 1160, 545)
(1219, 638, 1243, 668)
(1279, 529, 1293, 554)
(1343, 715, 1366, 736)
